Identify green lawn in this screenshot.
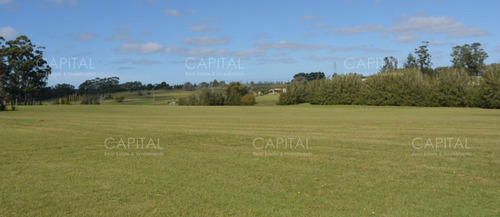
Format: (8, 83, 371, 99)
(255, 94, 279, 105)
(0, 105, 499, 216)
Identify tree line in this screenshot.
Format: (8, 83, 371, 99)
(279, 42, 499, 108)
(178, 82, 256, 106)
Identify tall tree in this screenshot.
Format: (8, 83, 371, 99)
(380, 56, 399, 73)
(183, 82, 194, 91)
(292, 72, 325, 82)
(414, 41, 433, 75)
(225, 82, 249, 105)
(3, 35, 51, 105)
(403, 53, 417, 69)
(451, 43, 488, 76)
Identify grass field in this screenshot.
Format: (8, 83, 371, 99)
(1, 105, 499, 216)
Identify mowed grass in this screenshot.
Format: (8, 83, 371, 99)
(0, 105, 499, 216)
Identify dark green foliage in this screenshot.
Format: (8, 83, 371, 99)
(122, 81, 144, 91)
(415, 41, 433, 75)
(0, 35, 51, 107)
(305, 73, 363, 105)
(478, 65, 500, 108)
(292, 72, 325, 82)
(404, 53, 417, 69)
(451, 43, 488, 76)
(225, 82, 249, 105)
(179, 89, 225, 106)
(78, 77, 120, 95)
(380, 56, 398, 73)
(432, 68, 472, 107)
(278, 67, 499, 108)
(278, 81, 307, 105)
(179, 82, 255, 106)
(183, 82, 195, 91)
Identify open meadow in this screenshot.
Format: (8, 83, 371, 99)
(1, 104, 499, 216)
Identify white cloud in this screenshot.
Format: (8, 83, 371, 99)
(308, 55, 341, 62)
(107, 33, 130, 41)
(255, 41, 327, 51)
(187, 9, 198, 14)
(118, 66, 134, 70)
(74, 32, 96, 41)
(45, 0, 78, 6)
(117, 25, 131, 31)
(183, 37, 229, 46)
(310, 24, 330, 30)
(112, 58, 160, 65)
(184, 48, 230, 57)
(429, 40, 451, 46)
(308, 55, 345, 62)
(165, 9, 181, 16)
(331, 25, 383, 35)
(232, 49, 266, 59)
(0, 26, 18, 38)
(107, 25, 131, 41)
(257, 57, 297, 64)
(299, 15, 319, 23)
(329, 45, 396, 53)
(391, 16, 489, 41)
(0, 0, 13, 5)
(363, 46, 397, 53)
(141, 42, 165, 53)
(114, 42, 166, 54)
(396, 34, 417, 43)
(189, 25, 218, 32)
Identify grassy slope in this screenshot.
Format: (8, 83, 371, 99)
(0, 105, 499, 216)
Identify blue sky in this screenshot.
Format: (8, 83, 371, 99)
(1, 0, 499, 86)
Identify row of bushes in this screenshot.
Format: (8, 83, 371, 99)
(279, 66, 500, 108)
(51, 94, 127, 105)
(179, 82, 256, 106)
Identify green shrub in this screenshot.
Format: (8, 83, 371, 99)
(479, 65, 500, 108)
(179, 89, 225, 106)
(53, 98, 70, 105)
(114, 95, 125, 103)
(241, 93, 256, 105)
(225, 82, 249, 105)
(278, 81, 307, 105)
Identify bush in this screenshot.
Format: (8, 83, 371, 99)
(478, 65, 500, 108)
(114, 95, 125, 103)
(53, 98, 70, 105)
(179, 89, 225, 106)
(433, 68, 472, 107)
(241, 93, 256, 105)
(278, 81, 307, 105)
(80, 95, 100, 105)
(225, 82, 249, 105)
